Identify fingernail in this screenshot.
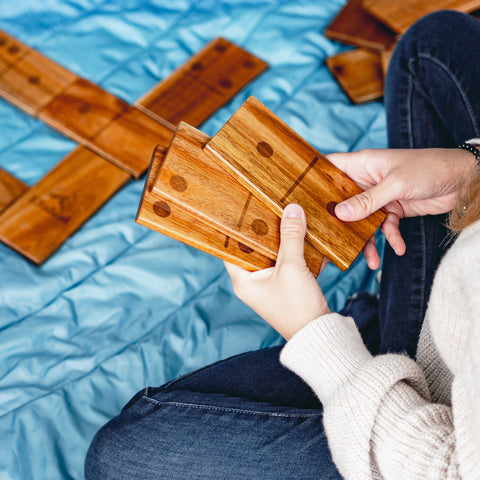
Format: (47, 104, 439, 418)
(283, 204, 303, 218)
(335, 201, 353, 218)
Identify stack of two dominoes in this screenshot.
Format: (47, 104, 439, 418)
(137, 96, 386, 276)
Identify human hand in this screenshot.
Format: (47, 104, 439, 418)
(327, 148, 477, 266)
(224, 204, 330, 340)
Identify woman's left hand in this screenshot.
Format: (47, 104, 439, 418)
(224, 204, 330, 340)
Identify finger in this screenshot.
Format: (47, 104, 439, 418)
(325, 152, 352, 172)
(362, 235, 380, 270)
(223, 260, 250, 284)
(335, 177, 398, 222)
(320, 256, 330, 273)
(276, 204, 307, 267)
(381, 213, 406, 256)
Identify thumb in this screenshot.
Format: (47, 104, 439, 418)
(276, 204, 307, 266)
(335, 180, 394, 222)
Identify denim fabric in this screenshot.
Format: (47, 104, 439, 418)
(85, 347, 341, 480)
(85, 11, 480, 479)
(379, 10, 480, 357)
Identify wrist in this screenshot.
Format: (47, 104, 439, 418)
(452, 147, 478, 184)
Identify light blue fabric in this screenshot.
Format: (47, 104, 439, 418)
(0, 1, 386, 478)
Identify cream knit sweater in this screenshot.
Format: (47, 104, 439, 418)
(280, 219, 480, 479)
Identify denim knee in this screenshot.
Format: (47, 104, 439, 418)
(84, 421, 118, 479)
(388, 9, 477, 74)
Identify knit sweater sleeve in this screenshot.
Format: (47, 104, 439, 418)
(280, 313, 461, 479)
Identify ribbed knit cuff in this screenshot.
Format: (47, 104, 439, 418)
(280, 313, 372, 403)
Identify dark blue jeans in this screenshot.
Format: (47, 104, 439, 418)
(85, 11, 480, 479)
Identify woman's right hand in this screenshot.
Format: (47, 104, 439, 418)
(326, 148, 477, 266)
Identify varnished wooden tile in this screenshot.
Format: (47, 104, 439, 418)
(149, 122, 323, 275)
(92, 106, 174, 178)
(324, 0, 396, 50)
(39, 78, 130, 141)
(0, 168, 28, 213)
(0, 30, 30, 75)
(0, 48, 78, 116)
(0, 30, 268, 264)
(137, 147, 275, 271)
(205, 96, 386, 271)
(0, 147, 131, 264)
(135, 37, 268, 127)
(362, 0, 480, 34)
(326, 48, 384, 104)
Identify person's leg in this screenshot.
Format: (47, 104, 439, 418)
(379, 10, 480, 357)
(85, 347, 342, 480)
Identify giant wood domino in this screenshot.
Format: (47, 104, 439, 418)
(139, 122, 324, 275)
(0, 29, 267, 264)
(203, 96, 386, 271)
(324, 0, 480, 104)
(362, 0, 480, 34)
(137, 147, 276, 272)
(324, 0, 395, 51)
(138, 97, 386, 273)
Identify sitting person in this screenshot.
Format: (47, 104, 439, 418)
(85, 10, 480, 479)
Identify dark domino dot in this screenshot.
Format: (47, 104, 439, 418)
(214, 43, 227, 53)
(28, 76, 40, 85)
(78, 103, 90, 114)
(219, 78, 232, 89)
(8, 45, 19, 54)
(237, 242, 254, 254)
(170, 175, 187, 192)
(256, 141, 273, 158)
(251, 219, 268, 236)
(191, 62, 203, 71)
(333, 65, 343, 75)
(153, 201, 171, 218)
(243, 59, 256, 69)
(326, 201, 338, 218)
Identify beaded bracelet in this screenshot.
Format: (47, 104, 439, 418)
(458, 142, 480, 163)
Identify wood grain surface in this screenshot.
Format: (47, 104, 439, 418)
(92, 106, 174, 178)
(324, 0, 395, 50)
(0, 47, 78, 116)
(0, 30, 29, 75)
(39, 78, 130, 141)
(205, 96, 386, 271)
(0, 147, 130, 264)
(362, 0, 480, 34)
(149, 122, 323, 275)
(39, 78, 175, 178)
(326, 48, 384, 104)
(0, 168, 28, 213)
(135, 37, 268, 127)
(137, 147, 275, 271)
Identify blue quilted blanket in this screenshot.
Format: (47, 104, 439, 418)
(0, 1, 386, 478)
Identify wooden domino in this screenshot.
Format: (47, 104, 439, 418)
(148, 122, 324, 275)
(87, 105, 174, 178)
(137, 147, 275, 271)
(0, 47, 78, 116)
(204, 96, 386, 271)
(326, 48, 384, 104)
(135, 37, 268, 127)
(324, 0, 396, 51)
(0, 168, 28, 213)
(362, 0, 480, 34)
(0, 30, 30, 75)
(39, 78, 175, 178)
(0, 147, 130, 264)
(0, 28, 267, 264)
